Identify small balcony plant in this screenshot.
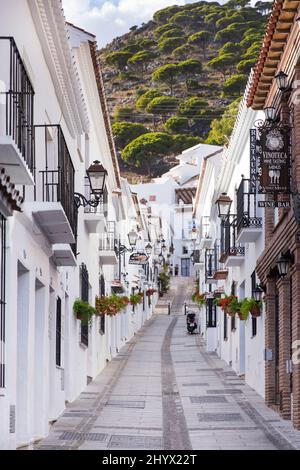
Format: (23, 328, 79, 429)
(73, 299, 96, 326)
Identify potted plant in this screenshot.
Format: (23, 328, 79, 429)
(239, 298, 262, 319)
(130, 293, 143, 306)
(227, 296, 241, 316)
(215, 295, 236, 314)
(191, 291, 206, 308)
(73, 299, 96, 326)
(238, 299, 250, 321)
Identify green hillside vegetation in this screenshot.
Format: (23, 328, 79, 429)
(99, 0, 272, 180)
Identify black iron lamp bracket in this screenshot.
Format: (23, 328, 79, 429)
(74, 192, 101, 210)
(114, 244, 134, 256)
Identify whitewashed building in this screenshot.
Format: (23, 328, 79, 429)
(193, 86, 266, 398)
(0, 1, 156, 450)
(133, 144, 222, 279)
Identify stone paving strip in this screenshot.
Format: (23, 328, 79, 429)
(35, 278, 300, 450)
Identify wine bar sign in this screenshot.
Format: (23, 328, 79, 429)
(256, 126, 291, 194)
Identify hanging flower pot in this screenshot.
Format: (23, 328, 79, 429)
(250, 303, 261, 318)
(73, 299, 96, 326)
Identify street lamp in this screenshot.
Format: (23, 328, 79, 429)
(275, 71, 288, 92)
(264, 106, 277, 122)
(253, 285, 263, 302)
(276, 254, 290, 277)
(215, 193, 232, 220)
(145, 243, 152, 256)
(191, 227, 197, 241)
(74, 160, 107, 208)
(86, 160, 107, 195)
(128, 229, 138, 248)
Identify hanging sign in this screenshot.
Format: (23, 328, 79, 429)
(249, 128, 257, 194)
(256, 126, 291, 194)
(129, 252, 149, 265)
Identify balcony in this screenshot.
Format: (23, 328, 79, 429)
(83, 178, 107, 234)
(0, 37, 34, 185)
(199, 216, 212, 249)
(29, 125, 76, 245)
(99, 221, 118, 265)
(51, 244, 76, 267)
(221, 216, 245, 267)
(237, 178, 262, 243)
(213, 243, 228, 280)
(205, 249, 216, 284)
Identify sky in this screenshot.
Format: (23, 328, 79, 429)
(62, 0, 227, 48)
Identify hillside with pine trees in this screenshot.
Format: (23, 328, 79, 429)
(99, 0, 272, 182)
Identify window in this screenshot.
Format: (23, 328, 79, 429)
(0, 215, 6, 388)
(231, 282, 236, 331)
(149, 195, 156, 202)
(182, 246, 188, 254)
(56, 297, 62, 366)
(80, 264, 89, 346)
(251, 271, 257, 337)
(99, 274, 105, 335)
(206, 298, 216, 328)
(224, 312, 228, 340)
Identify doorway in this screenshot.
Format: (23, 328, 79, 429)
(16, 261, 30, 446)
(181, 258, 190, 277)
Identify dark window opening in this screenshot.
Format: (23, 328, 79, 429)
(231, 282, 236, 331)
(56, 297, 62, 366)
(80, 263, 89, 346)
(224, 312, 228, 340)
(251, 271, 257, 338)
(206, 298, 216, 328)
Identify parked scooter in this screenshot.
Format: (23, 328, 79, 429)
(186, 311, 198, 334)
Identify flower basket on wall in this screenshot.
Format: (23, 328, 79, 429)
(130, 293, 143, 306)
(239, 298, 261, 319)
(73, 299, 96, 326)
(95, 295, 129, 317)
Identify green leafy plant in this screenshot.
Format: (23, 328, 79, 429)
(240, 298, 262, 318)
(73, 299, 96, 326)
(130, 293, 143, 306)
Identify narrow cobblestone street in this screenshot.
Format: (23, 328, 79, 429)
(36, 279, 300, 451)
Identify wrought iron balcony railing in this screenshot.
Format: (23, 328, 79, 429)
(34, 125, 76, 237)
(221, 215, 245, 260)
(205, 248, 215, 281)
(237, 178, 262, 236)
(0, 37, 35, 173)
(99, 221, 116, 251)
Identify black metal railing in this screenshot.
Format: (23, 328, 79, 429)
(205, 248, 215, 280)
(206, 298, 217, 328)
(0, 215, 6, 388)
(84, 177, 108, 216)
(193, 249, 200, 264)
(55, 297, 62, 367)
(34, 125, 77, 237)
(80, 263, 89, 347)
(99, 221, 116, 251)
(0, 37, 35, 173)
(237, 178, 262, 236)
(222, 215, 245, 259)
